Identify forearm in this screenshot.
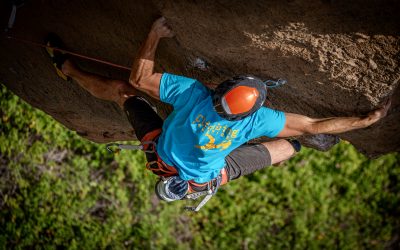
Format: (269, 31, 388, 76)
(129, 31, 160, 87)
(309, 116, 373, 134)
(279, 94, 390, 139)
(278, 112, 380, 138)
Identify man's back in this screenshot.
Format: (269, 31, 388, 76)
(156, 73, 286, 183)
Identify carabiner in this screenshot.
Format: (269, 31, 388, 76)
(264, 79, 287, 88)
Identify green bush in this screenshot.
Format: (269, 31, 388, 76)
(0, 84, 399, 249)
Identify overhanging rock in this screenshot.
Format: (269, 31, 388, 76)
(0, 0, 399, 157)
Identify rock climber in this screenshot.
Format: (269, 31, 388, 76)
(45, 17, 391, 209)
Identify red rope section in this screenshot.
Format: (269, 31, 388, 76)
(6, 35, 131, 71)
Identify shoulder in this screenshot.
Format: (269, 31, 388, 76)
(160, 72, 209, 106)
(161, 72, 195, 84)
(255, 107, 285, 119)
(161, 73, 207, 90)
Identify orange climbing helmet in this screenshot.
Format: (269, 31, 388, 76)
(212, 75, 268, 121)
(212, 75, 287, 121)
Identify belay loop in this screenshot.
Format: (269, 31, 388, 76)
(264, 78, 287, 89)
(106, 141, 156, 153)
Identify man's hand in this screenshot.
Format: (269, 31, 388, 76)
(364, 98, 392, 126)
(150, 17, 174, 38)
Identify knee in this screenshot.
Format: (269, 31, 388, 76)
(112, 81, 136, 107)
(262, 139, 300, 164)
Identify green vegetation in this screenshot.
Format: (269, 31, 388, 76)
(1, 84, 399, 249)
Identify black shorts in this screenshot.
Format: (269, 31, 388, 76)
(123, 96, 272, 182)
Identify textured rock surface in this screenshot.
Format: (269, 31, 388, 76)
(0, 0, 399, 156)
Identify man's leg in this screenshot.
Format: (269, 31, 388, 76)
(62, 59, 165, 144)
(62, 59, 166, 174)
(224, 139, 298, 181)
(261, 139, 296, 165)
(62, 60, 136, 107)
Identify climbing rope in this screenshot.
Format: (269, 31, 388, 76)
(5, 35, 131, 71)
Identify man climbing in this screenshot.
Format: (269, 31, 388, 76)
(46, 17, 391, 209)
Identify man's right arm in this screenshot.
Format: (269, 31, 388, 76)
(128, 17, 173, 100)
(277, 99, 391, 137)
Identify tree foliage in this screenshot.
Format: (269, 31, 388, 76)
(1, 84, 399, 249)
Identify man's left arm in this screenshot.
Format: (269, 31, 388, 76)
(277, 99, 392, 137)
(128, 17, 173, 99)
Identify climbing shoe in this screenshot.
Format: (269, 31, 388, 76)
(44, 33, 70, 81)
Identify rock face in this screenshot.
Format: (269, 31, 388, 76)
(0, 0, 399, 157)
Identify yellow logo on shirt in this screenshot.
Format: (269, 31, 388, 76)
(195, 134, 232, 150)
(192, 114, 238, 151)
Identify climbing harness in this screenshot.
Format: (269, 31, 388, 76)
(107, 139, 224, 212)
(154, 172, 223, 212)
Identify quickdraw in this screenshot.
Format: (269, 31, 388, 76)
(264, 79, 287, 88)
(106, 141, 156, 153)
(184, 174, 222, 212)
(264, 79, 287, 106)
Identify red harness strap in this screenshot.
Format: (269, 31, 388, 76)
(188, 168, 228, 193)
(141, 129, 178, 177)
(146, 152, 178, 177)
(141, 129, 162, 150)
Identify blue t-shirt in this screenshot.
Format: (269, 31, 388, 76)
(156, 73, 286, 183)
